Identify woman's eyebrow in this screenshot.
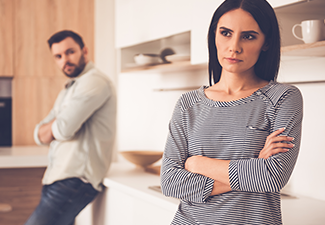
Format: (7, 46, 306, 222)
(219, 26, 233, 32)
(242, 30, 260, 35)
(219, 26, 260, 35)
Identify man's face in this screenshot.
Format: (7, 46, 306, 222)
(51, 37, 88, 78)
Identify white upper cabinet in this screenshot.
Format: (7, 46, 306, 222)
(268, 0, 304, 8)
(190, 0, 223, 65)
(116, 0, 325, 71)
(115, 0, 192, 48)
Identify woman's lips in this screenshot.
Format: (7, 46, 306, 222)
(225, 58, 242, 63)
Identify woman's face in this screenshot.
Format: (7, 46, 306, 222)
(215, 8, 267, 76)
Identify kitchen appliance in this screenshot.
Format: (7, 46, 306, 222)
(0, 78, 12, 146)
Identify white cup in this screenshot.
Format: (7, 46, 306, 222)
(292, 19, 325, 44)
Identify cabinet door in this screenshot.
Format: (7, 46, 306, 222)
(191, 0, 223, 65)
(14, 0, 94, 77)
(268, 0, 304, 8)
(115, 0, 192, 48)
(0, 0, 13, 76)
(106, 188, 175, 225)
(0, 168, 46, 225)
(12, 0, 94, 145)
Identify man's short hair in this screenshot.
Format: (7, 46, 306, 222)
(47, 30, 85, 49)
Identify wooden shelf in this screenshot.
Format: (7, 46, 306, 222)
(121, 60, 207, 73)
(120, 41, 325, 74)
(281, 40, 325, 57)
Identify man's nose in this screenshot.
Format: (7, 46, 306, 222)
(61, 54, 69, 67)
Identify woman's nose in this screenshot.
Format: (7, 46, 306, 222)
(229, 37, 242, 54)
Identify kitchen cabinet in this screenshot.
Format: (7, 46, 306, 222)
(11, 0, 95, 145)
(0, 146, 48, 225)
(0, 167, 46, 225)
(275, 0, 325, 84)
(106, 188, 176, 225)
(0, 0, 13, 77)
(79, 159, 325, 225)
(120, 31, 191, 73)
(268, 0, 305, 8)
(12, 76, 67, 145)
(275, 0, 325, 47)
(99, 160, 179, 225)
(115, 0, 192, 48)
(191, 0, 324, 65)
(281, 40, 325, 57)
(14, 0, 94, 77)
(118, 0, 325, 81)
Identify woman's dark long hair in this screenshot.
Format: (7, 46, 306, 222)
(208, 0, 281, 86)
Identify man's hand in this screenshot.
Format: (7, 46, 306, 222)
(38, 119, 55, 144)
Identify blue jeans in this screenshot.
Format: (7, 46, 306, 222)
(24, 177, 99, 225)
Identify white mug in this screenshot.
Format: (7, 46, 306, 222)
(292, 19, 325, 44)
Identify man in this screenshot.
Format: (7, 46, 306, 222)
(25, 30, 117, 225)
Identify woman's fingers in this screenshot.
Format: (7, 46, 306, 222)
(270, 142, 294, 149)
(264, 128, 286, 145)
(268, 127, 285, 138)
(258, 127, 295, 159)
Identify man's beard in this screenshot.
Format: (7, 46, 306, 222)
(63, 54, 86, 78)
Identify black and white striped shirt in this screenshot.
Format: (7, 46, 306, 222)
(161, 81, 303, 225)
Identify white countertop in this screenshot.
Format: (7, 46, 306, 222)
(104, 159, 325, 225)
(103, 159, 179, 212)
(0, 146, 49, 168)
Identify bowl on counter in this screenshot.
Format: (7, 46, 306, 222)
(134, 54, 161, 66)
(120, 150, 163, 168)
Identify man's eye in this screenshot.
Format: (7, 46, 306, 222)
(67, 50, 75, 54)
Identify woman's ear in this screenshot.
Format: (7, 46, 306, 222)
(262, 42, 269, 51)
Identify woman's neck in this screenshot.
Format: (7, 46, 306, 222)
(206, 70, 269, 102)
(218, 69, 267, 92)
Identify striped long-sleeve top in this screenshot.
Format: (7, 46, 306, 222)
(160, 81, 303, 225)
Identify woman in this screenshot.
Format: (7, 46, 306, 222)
(160, 0, 303, 224)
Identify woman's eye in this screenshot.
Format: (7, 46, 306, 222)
(221, 31, 231, 37)
(243, 34, 255, 40)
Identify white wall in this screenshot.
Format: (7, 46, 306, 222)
(94, 0, 117, 85)
(75, 0, 116, 224)
(277, 57, 325, 201)
(285, 82, 325, 201)
(117, 69, 208, 152)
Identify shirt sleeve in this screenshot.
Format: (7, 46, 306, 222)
(52, 75, 111, 141)
(34, 109, 56, 145)
(160, 98, 215, 203)
(229, 86, 303, 193)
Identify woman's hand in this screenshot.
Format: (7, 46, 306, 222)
(258, 128, 294, 159)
